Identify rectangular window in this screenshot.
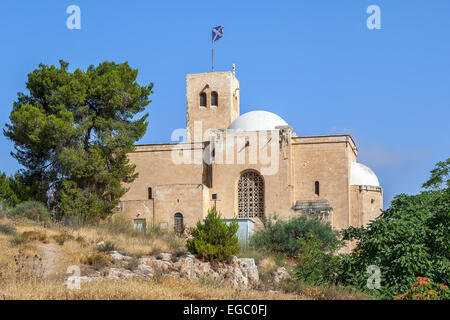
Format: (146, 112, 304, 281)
(148, 187, 152, 200)
(133, 219, 147, 233)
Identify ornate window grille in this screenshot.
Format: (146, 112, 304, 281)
(238, 171, 264, 218)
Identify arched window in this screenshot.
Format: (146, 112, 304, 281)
(238, 171, 264, 218)
(200, 92, 207, 107)
(315, 181, 320, 196)
(174, 213, 183, 232)
(211, 91, 218, 107)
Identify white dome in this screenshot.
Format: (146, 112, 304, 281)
(350, 163, 380, 187)
(227, 110, 289, 131)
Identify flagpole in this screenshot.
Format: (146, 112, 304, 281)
(212, 40, 214, 72)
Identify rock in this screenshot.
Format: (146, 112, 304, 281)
(92, 252, 262, 289)
(110, 251, 132, 261)
(96, 241, 105, 246)
(227, 267, 248, 288)
(236, 257, 259, 285)
(137, 264, 154, 276)
(106, 268, 135, 279)
(273, 267, 290, 284)
(157, 253, 172, 262)
(144, 259, 173, 272)
(174, 256, 196, 278)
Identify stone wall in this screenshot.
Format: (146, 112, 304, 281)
(349, 185, 383, 227)
(186, 72, 240, 142)
(209, 129, 294, 221)
(292, 135, 357, 230)
(122, 143, 205, 201)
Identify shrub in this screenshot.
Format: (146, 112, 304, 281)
(22, 231, 47, 243)
(84, 252, 111, 270)
(294, 233, 342, 286)
(339, 190, 450, 299)
(9, 201, 50, 223)
(97, 240, 117, 253)
(187, 207, 239, 262)
(250, 215, 341, 257)
(10, 233, 30, 246)
(52, 233, 74, 245)
(394, 277, 449, 300)
(338, 160, 450, 299)
(0, 224, 17, 235)
(13, 250, 43, 281)
(75, 235, 87, 245)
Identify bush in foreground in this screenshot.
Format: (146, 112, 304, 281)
(394, 277, 449, 300)
(250, 215, 341, 257)
(8, 201, 50, 223)
(0, 224, 17, 235)
(187, 207, 239, 262)
(338, 159, 450, 299)
(294, 233, 342, 286)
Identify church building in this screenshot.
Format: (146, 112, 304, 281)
(119, 69, 383, 235)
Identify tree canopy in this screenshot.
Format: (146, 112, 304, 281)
(4, 60, 153, 221)
(339, 159, 450, 299)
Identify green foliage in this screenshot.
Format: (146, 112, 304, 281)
(8, 201, 50, 222)
(0, 224, 17, 235)
(294, 233, 342, 286)
(187, 207, 239, 262)
(0, 172, 18, 207)
(52, 233, 74, 245)
(4, 60, 153, 221)
(97, 240, 117, 253)
(250, 215, 341, 257)
(394, 277, 449, 300)
(422, 158, 449, 190)
(339, 160, 450, 299)
(10, 233, 30, 246)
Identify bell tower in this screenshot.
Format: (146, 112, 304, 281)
(186, 70, 240, 142)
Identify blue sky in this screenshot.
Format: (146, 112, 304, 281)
(0, 0, 449, 208)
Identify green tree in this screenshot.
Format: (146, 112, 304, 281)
(422, 158, 449, 190)
(294, 233, 342, 286)
(339, 159, 450, 299)
(0, 172, 18, 207)
(187, 207, 240, 262)
(4, 60, 153, 221)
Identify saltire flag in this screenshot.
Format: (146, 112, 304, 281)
(212, 25, 224, 42)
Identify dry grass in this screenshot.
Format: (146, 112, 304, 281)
(0, 216, 302, 300)
(1, 215, 364, 300)
(0, 277, 301, 300)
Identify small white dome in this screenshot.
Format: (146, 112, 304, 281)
(227, 110, 289, 131)
(350, 163, 380, 187)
